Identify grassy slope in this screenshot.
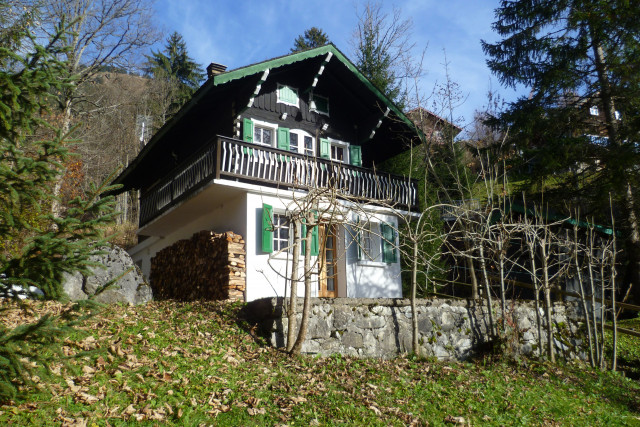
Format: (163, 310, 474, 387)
(1, 300, 639, 426)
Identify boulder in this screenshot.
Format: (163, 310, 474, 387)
(62, 245, 152, 305)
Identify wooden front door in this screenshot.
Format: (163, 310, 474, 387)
(319, 224, 338, 298)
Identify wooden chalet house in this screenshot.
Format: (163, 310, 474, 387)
(115, 44, 422, 302)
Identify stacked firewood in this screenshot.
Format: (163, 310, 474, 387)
(150, 231, 246, 301)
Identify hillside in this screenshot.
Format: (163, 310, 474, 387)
(1, 300, 639, 426)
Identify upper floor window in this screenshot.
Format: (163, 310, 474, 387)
(277, 84, 299, 107)
(319, 138, 362, 167)
(290, 129, 314, 156)
(254, 125, 273, 146)
(244, 118, 277, 147)
(589, 105, 599, 116)
(615, 110, 622, 120)
(310, 92, 329, 116)
(319, 138, 349, 163)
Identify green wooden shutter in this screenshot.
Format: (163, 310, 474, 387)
(262, 203, 273, 253)
(301, 219, 307, 254)
(381, 223, 397, 263)
(279, 85, 298, 105)
(349, 145, 362, 167)
(310, 212, 319, 256)
(320, 138, 330, 159)
(243, 118, 253, 143)
(277, 127, 290, 150)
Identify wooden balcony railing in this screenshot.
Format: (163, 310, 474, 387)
(140, 136, 418, 227)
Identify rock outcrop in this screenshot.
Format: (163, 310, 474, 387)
(62, 245, 152, 305)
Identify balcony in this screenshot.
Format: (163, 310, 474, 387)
(139, 135, 418, 227)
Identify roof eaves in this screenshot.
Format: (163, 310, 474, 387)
(114, 43, 422, 187)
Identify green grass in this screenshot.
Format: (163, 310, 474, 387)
(1, 300, 639, 426)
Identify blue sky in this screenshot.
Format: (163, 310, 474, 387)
(153, 0, 525, 134)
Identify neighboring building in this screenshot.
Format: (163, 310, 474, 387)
(114, 44, 423, 302)
(406, 107, 462, 143)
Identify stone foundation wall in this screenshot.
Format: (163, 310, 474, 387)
(150, 231, 246, 301)
(245, 298, 586, 360)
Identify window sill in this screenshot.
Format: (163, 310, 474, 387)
(357, 260, 389, 268)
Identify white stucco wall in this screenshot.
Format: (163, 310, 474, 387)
(129, 193, 248, 278)
(343, 212, 403, 298)
(244, 192, 317, 302)
(129, 182, 403, 302)
(245, 193, 403, 302)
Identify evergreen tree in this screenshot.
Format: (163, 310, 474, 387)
(0, 17, 117, 401)
(291, 27, 329, 52)
(146, 32, 205, 121)
(482, 0, 640, 300)
(352, 1, 413, 107)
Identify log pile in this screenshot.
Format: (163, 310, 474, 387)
(149, 231, 246, 301)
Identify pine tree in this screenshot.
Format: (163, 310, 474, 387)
(146, 32, 205, 121)
(482, 0, 640, 301)
(291, 27, 329, 52)
(0, 16, 118, 401)
(352, 1, 413, 107)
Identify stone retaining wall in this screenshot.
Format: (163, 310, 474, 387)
(245, 298, 586, 360)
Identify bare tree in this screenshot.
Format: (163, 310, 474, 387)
(351, 0, 415, 105)
(34, 0, 157, 215)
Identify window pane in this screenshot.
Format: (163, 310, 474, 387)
(304, 136, 313, 155)
(263, 128, 272, 145)
(254, 127, 261, 144)
(290, 133, 298, 151)
(332, 145, 344, 161)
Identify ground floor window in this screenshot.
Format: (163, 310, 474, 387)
(273, 214, 290, 252)
(359, 221, 381, 262)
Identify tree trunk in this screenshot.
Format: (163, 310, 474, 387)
(600, 258, 607, 370)
(286, 220, 301, 352)
(587, 230, 600, 365)
(498, 235, 506, 330)
(466, 247, 479, 300)
(573, 228, 595, 367)
(478, 243, 496, 337)
(411, 239, 419, 355)
(290, 217, 315, 355)
(526, 237, 543, 357)
(540, 241, 555, 363)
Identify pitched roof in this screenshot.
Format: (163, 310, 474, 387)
(114, 44, 419, 188)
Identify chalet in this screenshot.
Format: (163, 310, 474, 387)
(114, 44, 423, 302)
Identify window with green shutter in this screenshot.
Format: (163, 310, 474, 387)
(311, 212, 319, 256)
(349, 145, 362, 167)
(310, 93, 329, 116)
(243, 118, 253, 142)
(277, 127, 290, 151)
(319, 138, 330, 159)
(277, 84, 299, 107)
(262, 204, 274, 253)
(381, 223, 397, 263)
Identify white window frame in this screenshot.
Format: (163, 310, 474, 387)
(615, 110, 621, 120)
(328, 138, 350, 164)
(252, 118, 278, 147)
(356, 219, 385, 266)
(277, 84, 299, 108)
(272, 213, 290, 253)
(290, 129, 315, 156)
(589, 105, 599, 116)
(310, 92, 329, 116)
